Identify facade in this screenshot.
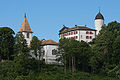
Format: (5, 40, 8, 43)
(29, 39, 59, 64)
(41, 39, 59, 64)
(59, 10, 104, 41)
(59, 25, 96, 42)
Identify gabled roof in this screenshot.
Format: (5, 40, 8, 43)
(41, 40, 58, 45)
(19, 14, 32, 33)
(59, 25, 96, 34)
(59, 25, 69, 32)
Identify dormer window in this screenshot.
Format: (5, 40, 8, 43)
(27, 33, 29, 38)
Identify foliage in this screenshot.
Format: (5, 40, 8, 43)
(14, 33, 29, 58)
(30, 36, 42, 59)
(58, 38, 92, 74)
(90, 21, 120, 78)
(0, 27, 15, 60)
(1, 21, 120, 79)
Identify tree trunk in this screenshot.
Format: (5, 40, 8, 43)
(69, 57, 71, 72)
(64, 56, 66, 74)
(72, 56, 75, 74)
(74, 56, 76, 72)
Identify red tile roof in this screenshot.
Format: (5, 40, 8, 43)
(41, 40, 58, 45)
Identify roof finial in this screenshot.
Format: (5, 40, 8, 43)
(24, 13, 26, 18)
(98, 7, 100, 13)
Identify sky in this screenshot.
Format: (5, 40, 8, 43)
(0, 0, 120, 42)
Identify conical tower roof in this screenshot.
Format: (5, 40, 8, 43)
(19, 14, 32, 33)
(95, 10, 104, 20)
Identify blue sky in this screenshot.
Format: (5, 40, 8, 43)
(0, 0, 120, 42)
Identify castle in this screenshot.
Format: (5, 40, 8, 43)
(59, 10, 104, 42)
(19, 10, 104, 64)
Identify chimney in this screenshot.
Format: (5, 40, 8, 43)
(85, 25, 87, 27)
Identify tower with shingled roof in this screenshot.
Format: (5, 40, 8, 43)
(95, 10, 104, 35)
(18, 13, 33, 45)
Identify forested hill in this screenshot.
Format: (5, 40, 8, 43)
(0, 21, 120, 80)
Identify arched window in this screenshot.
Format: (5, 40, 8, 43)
(27, 33, 29, 38)
(52, 49, 57, 55)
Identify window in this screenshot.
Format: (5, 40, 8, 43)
(27, 33, 29, 38)
(86, 31, 89, 34)
(90, 36, 92, 39)
(90, 32, 93, 34)
(71, 32, 73, 35)
(69, 32, 70, 35)
(76, 31, 78, 34)
(43, 50, 45, 56)
(86, 36, 89, 39)
(76, 36, 78, 39)
(52, 49, 57, 55)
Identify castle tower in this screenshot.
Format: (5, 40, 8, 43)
(19, 13, 33, 45)
(95, 10, 104, 35)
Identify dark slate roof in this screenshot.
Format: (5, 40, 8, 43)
(95, 11, 104, 20)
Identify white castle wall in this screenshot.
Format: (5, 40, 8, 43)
(43, 45, 58, 64)
(95, 19, 104, 35)
(22, 32, 32, 45)
(59, 30, 96, 42)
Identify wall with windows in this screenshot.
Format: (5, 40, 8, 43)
(79, 30, 96, 42)
(42, 45, 58, 64)
(59, 30, 78, 40)
(29, 44, 59, 64)
(59, 30, 96, 42)
(22, 32, 32, 45)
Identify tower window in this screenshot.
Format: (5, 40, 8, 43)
(27, 33, 29, 38)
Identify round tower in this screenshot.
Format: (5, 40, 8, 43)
(95, 10, 104, 35)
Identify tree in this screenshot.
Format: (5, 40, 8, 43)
(76, 41, 92, 72)
(30, 36, 42, 72)
(0, 27, 15, 60)
(90, 21, 120, 75)
(30, 36, 42, 60)
(14, 33, 29, 57)
(58, 38, 92, 74)
(57, 38, 70, 73)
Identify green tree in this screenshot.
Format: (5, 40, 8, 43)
(0, 27, 15, 60)
(90, 21, 120, 76)
(30, 36, 42, 72)
(58, 38, 70, 73)
(58, 38, 92, 74)
(76, 41, 92, 72)
(14, 33, 29, 58)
